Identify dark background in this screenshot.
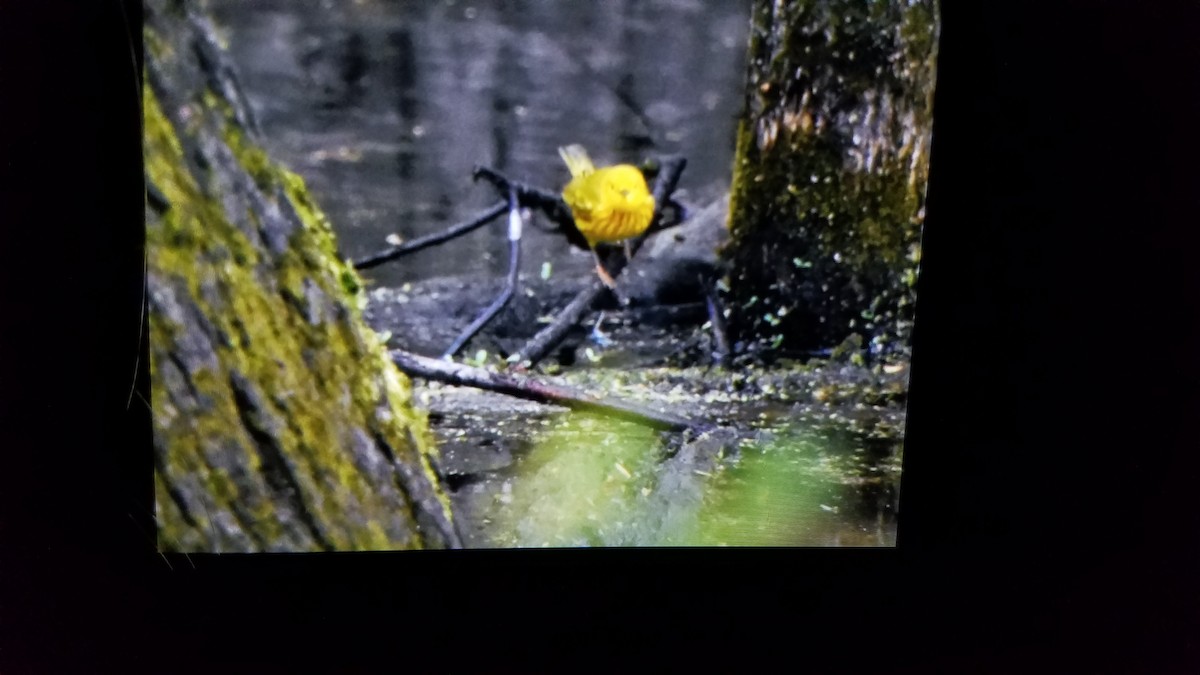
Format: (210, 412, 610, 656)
(1, 1, 1198, 671)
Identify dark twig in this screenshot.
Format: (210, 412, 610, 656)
(391, 349, 705, 432)
(442, 187, 524, 359)
(472, 165, 588, 249)
(472, 166, 567, 214)
(511, 156, 688, 368)
(512, 283, 603, 368)
(705, 286, 733, 369)
(353, 200, 508, 270)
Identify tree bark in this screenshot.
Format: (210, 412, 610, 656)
(723, 0, 939, 361)
(144, 0, 459, 551)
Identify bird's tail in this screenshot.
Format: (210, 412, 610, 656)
(557, 144, 595, 178)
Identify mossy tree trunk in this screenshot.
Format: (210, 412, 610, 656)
(722, 0, 938, 361)
(144, 0, 460, 551)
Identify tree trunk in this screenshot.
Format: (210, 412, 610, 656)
(722, 0, 939, 361)
(144, 0, 460, 551)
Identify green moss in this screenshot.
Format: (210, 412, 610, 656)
(723, 0, 935, 359)
(146, 77, 455, 550)
(339, 269, 361, 296)
(142, 25, 172, 63)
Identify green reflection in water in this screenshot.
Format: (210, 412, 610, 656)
(493, 412, 662, 548)
(692, 430, 845, 546)
(491, 415, 892, 548)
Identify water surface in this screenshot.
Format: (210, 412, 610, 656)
(209, 0, 752, 287)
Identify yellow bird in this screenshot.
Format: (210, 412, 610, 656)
(558, 144, 656, 288)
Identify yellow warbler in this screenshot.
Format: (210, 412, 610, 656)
(558, 144, 656, 288)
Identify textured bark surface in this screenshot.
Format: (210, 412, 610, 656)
(144, 0, 459, 551)
(723, 0, 938, 360)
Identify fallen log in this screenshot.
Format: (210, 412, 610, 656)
(390, 349, 707, 433)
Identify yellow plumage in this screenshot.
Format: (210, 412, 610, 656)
(557, 144, 655, 288)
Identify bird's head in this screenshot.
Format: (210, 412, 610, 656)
(604, 166, 655, 209)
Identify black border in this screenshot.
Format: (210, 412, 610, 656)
(2, 1, 1198, 671)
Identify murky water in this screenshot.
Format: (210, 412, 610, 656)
(440, 407, 900, 548)
(208, 0, 752, 287)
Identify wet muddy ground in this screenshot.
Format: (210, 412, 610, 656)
(365, 273, 906, 547)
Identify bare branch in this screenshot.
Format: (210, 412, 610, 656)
(353, 200, 508, 270)
(391, 349, 707, 433)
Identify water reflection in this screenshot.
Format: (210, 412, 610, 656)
(481, 414, 899, 547)
(208, 0, 752, 287)
(491, 413, 662, 548)
(694, 428, 900, 547)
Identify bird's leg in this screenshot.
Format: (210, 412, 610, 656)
(590, 310, 613, 347)
(590, 247, 629, 306)
(623, 240, 633, 263)
(591, 247, 617, 289)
